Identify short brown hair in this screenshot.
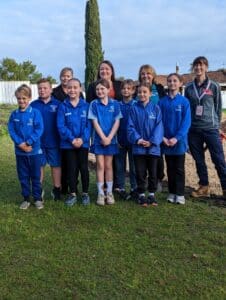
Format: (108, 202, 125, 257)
(121, 79, 135, 89)
(137, 82, 152, 92)
(67, 78, 81, 87)
(15, 84, 32, 98)
(192, 56, 209, 68)
(95, 78, 110, 89)
(37, 78, 52, 86)
(167, 73, 183, 82)
(60, 67, 73, 77)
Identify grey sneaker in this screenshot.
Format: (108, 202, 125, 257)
(35, 200, 44, 210)
(96, 194, 105, 206)
(65, 194, 77, 207)
(175, 195, 185, 205)
(167, 193, 176, 203)
(82, 193, 90, 206)
(106, 193, 115, 205)
(20, 201, 30, 210)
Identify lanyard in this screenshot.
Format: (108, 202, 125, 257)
(193, 80, 211, 105)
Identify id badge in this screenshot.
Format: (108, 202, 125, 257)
(196, 105, 203, 116)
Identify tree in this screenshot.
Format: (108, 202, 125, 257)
(0, 57, 56, 83)
(85, 0, 103, 91)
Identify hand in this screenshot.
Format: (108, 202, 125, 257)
(137, 138, 145, 145)
(163, 137, 170, 146)
(72, 138, 83, 148)
(142, 140, 151, 147)
(18, 142, 32, 152)
(168, 138, 178, 147)
(101, 136, 111, 146)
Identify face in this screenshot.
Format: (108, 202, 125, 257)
(121, 84, 134, 99)
(96, 83, 109, 99)
(140, 69, 154, 84)
(99, 63, 112, 81)
(193, 62, 208, 77)
(67, 80, 81, 100)
(60, 71, 73, 86)
(137, 86, 151, 103)
(38, 82, 52, 100)
(16, 92, 30, 110)
(167, 75, 182, 92)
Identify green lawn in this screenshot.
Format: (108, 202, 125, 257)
(0, 134, 226, 299)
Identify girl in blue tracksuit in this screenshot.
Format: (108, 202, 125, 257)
(57, 78, 91, 206)
(88, 78, 122, 206)
(8, 84, 44, 210)
(127, 82, 163, 206)
(158, 73, 191, 204)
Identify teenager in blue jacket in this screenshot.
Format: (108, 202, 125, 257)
(159, 73, 191, 204)
(57, 78, 91, 206)
(8, 84, 44, 210)
(31, 78, 61, 201)
(128, 82, 163, 206)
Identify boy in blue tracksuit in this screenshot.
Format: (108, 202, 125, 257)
(31, 78, 61, 200)
(159, 73, 191, 205)
(57, 78, 91, 206)
(8, 84, 44, 209)
(114, 79, 137, 200)
(128, 82, 163, 206)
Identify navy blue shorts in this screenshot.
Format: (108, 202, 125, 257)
(90, 144, 119, 155)
(41, 148, 61, 167)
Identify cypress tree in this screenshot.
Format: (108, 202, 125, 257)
(85, 0, 103, 91)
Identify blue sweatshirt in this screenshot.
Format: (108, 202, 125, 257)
(118, 99, 136, 146)
(127, 101, 163, 156)
(158, 93, 191, 155)
(30, 97, 60, 148)
(57, 98, 91, 149)
(8, 106, 43, 156)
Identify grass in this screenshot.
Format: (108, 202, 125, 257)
(0, 104, 226, 299)
(0, 134, 226, 299)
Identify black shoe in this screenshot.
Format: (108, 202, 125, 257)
(147, 195, 158, 206)
(51, 187, 61, 201)
(138, 195, 148, 207)
(130, 189, 139, 202)
(118, 189, 131, 200)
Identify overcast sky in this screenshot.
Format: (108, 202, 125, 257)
(1, 0, 226, 83)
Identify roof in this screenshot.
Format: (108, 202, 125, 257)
(155, 70, 226, 86)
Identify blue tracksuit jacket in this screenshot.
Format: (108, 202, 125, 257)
(8, 106, 43, 155)
(57, 98, 91, 149)
(30, 97, 60, 148)
(118, 99, 136, 147)
(158, 94, 191, 155)
(127, 101, 163, 156)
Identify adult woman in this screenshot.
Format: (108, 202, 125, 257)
(52, 67, 74, 101)
(86, 60, 122, 103)
(185, 56, 226, 203)
(138, 64, 166, 191)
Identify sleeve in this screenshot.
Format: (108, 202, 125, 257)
(149, 105, 164, 146)
(88, 101, 98, 120)
(174, 99, 191, 141)
(127, 107, 141, 144)
(114, 101, 123, 120)
(8, 112, 24, 145)
(57, 103, 74, 142)
(81, 104, 92, 144)
(26, 110, 44, 145)
(214, 82, 222, 122)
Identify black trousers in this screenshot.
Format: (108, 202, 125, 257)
(63, 148, 89, 194)
(157, 155, 164, 181)
(61, 150, 69, 193)
(134, 155, 158, 194)
(165, 154, 185, 196)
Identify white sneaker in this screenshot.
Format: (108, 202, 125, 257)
(167, 193, 176, 203)
(96, 194, 105, 206)
(106, 193, 115, 205)
(175, 195, 185, 205)
(19, 201, 30, 210)
(35, 200, 44, 210)
(157, 181, 163, 192)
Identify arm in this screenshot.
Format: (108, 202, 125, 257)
(174, 99, 191, 142)
(26, 110, 44, 146)
(57, 104, 75, 142)
(149, 105, 164, 146)
(214, 82, 222, 123)
(127, 108, 142, 144)
(8, 112, 24, 145)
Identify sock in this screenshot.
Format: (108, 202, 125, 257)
(139, 193, 145, 197)
(106, 181, 113, 193)
(97, 182, 104, 195)
(149, 192, 154, 196)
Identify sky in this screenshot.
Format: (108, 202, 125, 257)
(1, 0, 226, 83)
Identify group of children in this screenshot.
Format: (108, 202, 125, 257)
(8, 68, 191, 209)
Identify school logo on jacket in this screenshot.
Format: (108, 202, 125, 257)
(149, 112, 156, 119)
(50, 105, 58, 113)
(109, 105, 115, 113)
(203, 89, 213, 96)
(27, 118, 33, 126)
(81, 110, 86, 118)
(175, 105, 182, 112)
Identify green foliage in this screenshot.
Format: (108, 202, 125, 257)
(85, 0, 103, 90)
(0, 104, 16, 137)
(0, 57, 56, 84)
(0, 134, 226, 299)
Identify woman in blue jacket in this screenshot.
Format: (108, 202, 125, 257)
(159, 73, 191, 205)
(128, 82, 163, 206)
(57, 78, 91, 206)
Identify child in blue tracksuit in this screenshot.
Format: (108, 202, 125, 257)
(128, 82, 163, 206)
(57, 78, 91, 206)
(158, 73, 191, 204)
(8, 84, 44, 210)
(88, 78, 122, 206)
(114, 79, 137, 200)
(31, 78, 61, 201)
